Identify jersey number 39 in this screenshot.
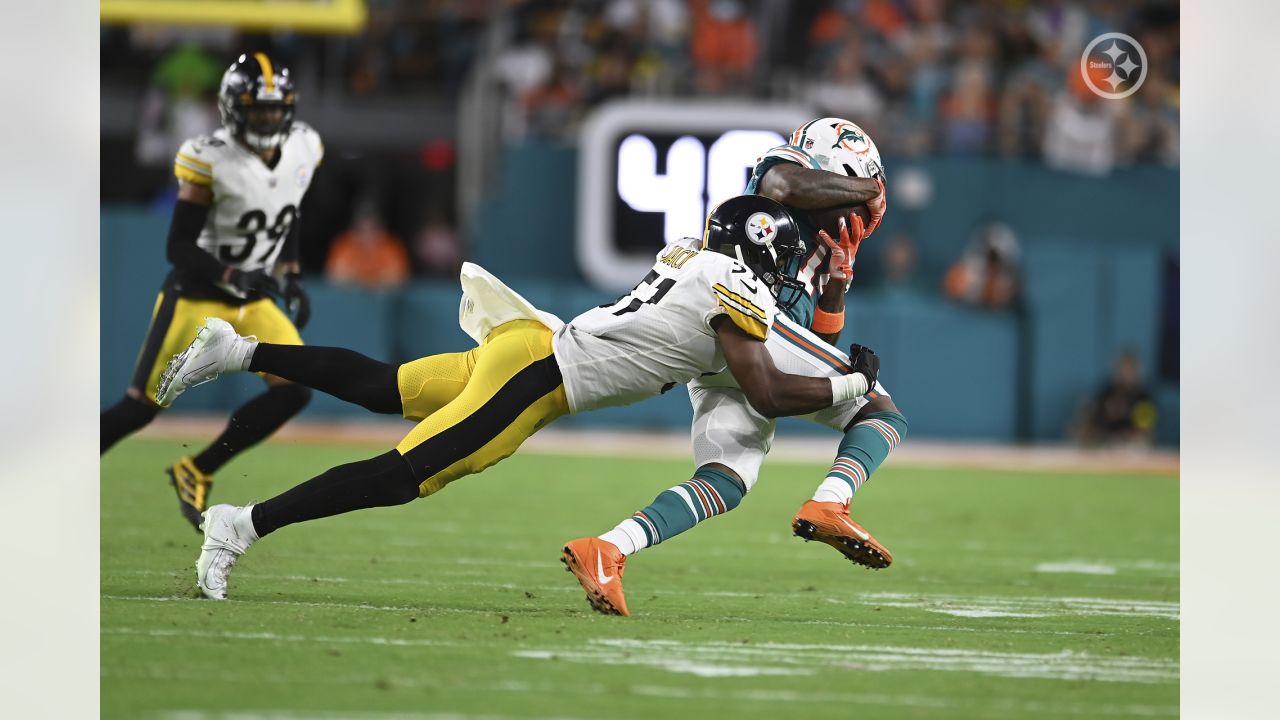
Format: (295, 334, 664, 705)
(221, 205, 298, 263)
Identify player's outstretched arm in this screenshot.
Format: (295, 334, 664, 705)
(715, 317, 873, 418)
(757, 163, 879, 210)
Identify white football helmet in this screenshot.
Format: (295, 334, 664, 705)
(790, 117, 885, 180)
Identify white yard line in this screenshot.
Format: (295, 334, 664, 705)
(514, 638, 1178, 684)
(854, 592, 1180, 620)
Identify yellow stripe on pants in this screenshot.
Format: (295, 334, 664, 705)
(394, 320, 568, 497)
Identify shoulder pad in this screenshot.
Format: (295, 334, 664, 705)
(291, 121, 324, 167)
(756, 144, 822, 171)
(174, 135, 222, 186)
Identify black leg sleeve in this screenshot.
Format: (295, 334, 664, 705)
(192, 383, 312, 474)
(101, 395, 159, 454)
(248, 343, 403, 415)
(250, 450, 420, 537)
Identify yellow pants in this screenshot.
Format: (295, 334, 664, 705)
(394, 320, 568, 497)
(131, 293, 303, 404)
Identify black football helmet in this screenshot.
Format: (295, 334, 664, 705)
(703, 195, 806, 311)
(218, 52, 296, 151)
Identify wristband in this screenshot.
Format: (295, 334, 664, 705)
(830, 373, 869, 404)
(812, 307, 845, 335)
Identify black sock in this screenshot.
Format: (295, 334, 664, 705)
(101, 395, 159, 454)
(250, 450, 420, 537)
(192, 383, 312, 474)
(248, 343, 402, 414)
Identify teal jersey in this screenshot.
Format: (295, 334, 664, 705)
(744, 145, 840, 329)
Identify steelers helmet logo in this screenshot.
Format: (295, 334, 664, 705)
(745, 212, 777, 245)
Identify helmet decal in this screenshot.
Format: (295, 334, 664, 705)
(831, 121, 870, 155)
(745, 212, 776, 245)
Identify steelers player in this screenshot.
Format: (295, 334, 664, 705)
(151, 195, 881, 603)
(571, 119, 909, 608)
(99, 52, 323, 531)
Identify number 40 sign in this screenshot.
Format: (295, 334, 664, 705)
(577, 100, 812, 293)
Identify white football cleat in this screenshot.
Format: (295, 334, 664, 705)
(196, 504, 259, 600)
(156, 317, 253, 407)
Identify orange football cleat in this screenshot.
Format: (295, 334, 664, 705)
(560, 537, 630, 616)
(792, 500, 892, 569)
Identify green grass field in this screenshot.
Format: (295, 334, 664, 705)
(101, 437, 1178, 720)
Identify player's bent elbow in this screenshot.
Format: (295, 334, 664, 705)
(756, 170, 794, 204)
(742, 389, 784, 419)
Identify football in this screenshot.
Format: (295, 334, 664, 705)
(807, 202, 871, 238)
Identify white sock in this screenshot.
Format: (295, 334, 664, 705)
(233, 504, 261, 545)
(599, 518, 649, 556)
(812, 477, 854, 505)
(233, 338, 259, 371)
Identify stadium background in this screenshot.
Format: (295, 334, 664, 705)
(100, 0, 1180, 446)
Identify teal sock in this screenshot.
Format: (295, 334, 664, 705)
(600, 466, 745, 555)
(813, 410, 909, 504)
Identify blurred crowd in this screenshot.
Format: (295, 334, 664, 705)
(495, 0, 1179, 171)
(103, 0, 1180, 177)
(100, 0, 1178, 284)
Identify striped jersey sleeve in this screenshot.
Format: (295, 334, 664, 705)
(173, 138, 213, 186)
(711, 281, 771, 340)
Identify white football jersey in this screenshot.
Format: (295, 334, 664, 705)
(173, 122, 324, 298)
(687, 310, 891, 489)
(552, 238, 777, 413)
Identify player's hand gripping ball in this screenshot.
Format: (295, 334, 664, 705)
(817, 211, 867, 284)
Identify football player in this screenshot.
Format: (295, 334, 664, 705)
(560, 119, 909, 615)
(152, 196, 882, 602)
(99, 52, 324, 531)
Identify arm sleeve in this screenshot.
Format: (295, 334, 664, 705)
(165, 199, 224, 281)
(280, 213, 302, 265)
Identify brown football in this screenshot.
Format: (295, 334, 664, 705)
(807, 203, 871, 238)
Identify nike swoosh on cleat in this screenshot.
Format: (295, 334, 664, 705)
(182, 362, 217, 383)
(595, 551, 614, 585)
(840, 517, 871, 541)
